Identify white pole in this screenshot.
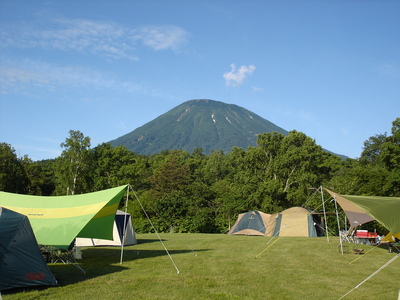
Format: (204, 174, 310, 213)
(119, 185, 129, 264)
(320, 186, 329, 243)
(319, 186, 329, 243)
(334, 195, 343, 254)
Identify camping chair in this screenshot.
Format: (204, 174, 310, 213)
(340, 228, 355, 243)
(44, 245, 86, 274)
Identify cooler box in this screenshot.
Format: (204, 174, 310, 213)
(356, 230, 368, 238)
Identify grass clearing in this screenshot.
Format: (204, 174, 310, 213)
(2, 234, 400, 300)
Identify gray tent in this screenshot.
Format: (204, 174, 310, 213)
(0, 207, 58, 291)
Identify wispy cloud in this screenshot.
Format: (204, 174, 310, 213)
(252, 86, 263, 92)
(0, 58, 142, 95)
(376, 62, 400, 78)
(28, 135, 60, 144)
(134, 25, 189, 51)
(12, 142, 62, 160)
(0, 18, 189, 60)
(223, 64, 256, 87)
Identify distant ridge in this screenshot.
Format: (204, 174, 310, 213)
(109, 99, 289, 155)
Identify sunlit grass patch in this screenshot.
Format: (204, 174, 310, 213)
(2, 234, 399, 300)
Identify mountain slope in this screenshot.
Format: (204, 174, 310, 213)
(109, 99, 289, 155)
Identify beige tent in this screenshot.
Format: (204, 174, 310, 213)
(272, 207, 319, 237)
(75, 210, 137, 247)
(228, 208, 320, 237)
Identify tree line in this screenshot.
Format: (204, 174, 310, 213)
(1, 118, 399, 233)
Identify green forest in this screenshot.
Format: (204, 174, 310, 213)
(1, 118, 399, 234)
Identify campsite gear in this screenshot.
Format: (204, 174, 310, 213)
(0, 185, 128, 249)
(324, 188, 400, 234)
(325, 188, 400, 261)
(381, 232, 400, 253)
(0, 207, 58, 291)
(40, 245, 86, 274)
(75, 210, 137, 247)
(353, 248, 364, 255)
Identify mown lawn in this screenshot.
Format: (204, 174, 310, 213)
(2, 234, 399, 300)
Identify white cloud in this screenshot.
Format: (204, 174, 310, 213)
(12, 144, 61, 161)
(223, 64, 256, 87)
(0, 58, 142, 95)
(0, 18, 189, 60)
(134, 25, 189, 51)
(376, 62, 400, 78)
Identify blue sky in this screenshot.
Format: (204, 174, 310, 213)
(1, 0, 399, 161)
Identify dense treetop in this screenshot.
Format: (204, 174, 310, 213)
(1, 118, 399, 233)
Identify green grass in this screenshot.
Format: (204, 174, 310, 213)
(2, 234, 400, 300)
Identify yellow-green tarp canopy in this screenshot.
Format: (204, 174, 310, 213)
(325, 188, 400, 234)
(0, 185, 128, 249)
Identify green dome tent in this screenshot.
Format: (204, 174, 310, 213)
(0, 207, 58, 291)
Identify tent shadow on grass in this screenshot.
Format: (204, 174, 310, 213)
(2, 258, 129, 295)
(81, 246, 209, 263)
(377, 243, 399, 253)
(1, 262, 128, 296)
(52, 246, 210, 285)
(135, 238, 166, 244)
(2, 246, 210, 296)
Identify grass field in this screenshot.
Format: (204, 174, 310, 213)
(2, 234, 400, 300)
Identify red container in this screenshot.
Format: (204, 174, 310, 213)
(356, 230, 368, 238)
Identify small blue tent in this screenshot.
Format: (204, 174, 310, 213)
(227, 211, 275, 236)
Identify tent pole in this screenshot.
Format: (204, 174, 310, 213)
(334, 195, 344, 254)
(320, 186, 329, 243)
(119, 185, 129, 264)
